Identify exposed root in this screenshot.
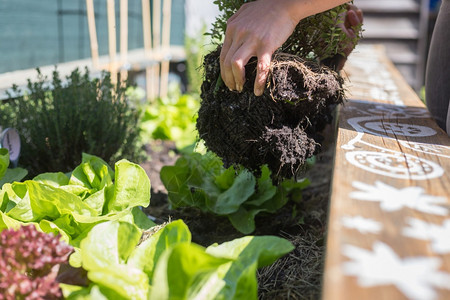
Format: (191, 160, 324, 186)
(197, 47, 345, 180)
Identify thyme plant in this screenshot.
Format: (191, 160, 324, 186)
(209, 0, 362, 61)
(0, 68, 143, 176)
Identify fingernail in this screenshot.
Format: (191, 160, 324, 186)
(255, 88, 263, 96)
(237, 84, 243, 92)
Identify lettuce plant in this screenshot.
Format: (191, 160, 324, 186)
(61, 219, 294, 299)
(0, 154, 295, 299)
(160, 152, 310, 234)
(140, 86, 200, 150)
(0, 225, 73, 299)
(0, 148, 27, 188)
(0, 153, 153, 244)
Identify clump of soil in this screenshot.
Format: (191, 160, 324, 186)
(197, 48, 344, 180)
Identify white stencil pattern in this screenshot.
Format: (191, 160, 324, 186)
(346, 151, 444, 180)
(403, 218, 450, 254)
(350, 181, 448, 216)
(364, 121, 436, 137)
(398, 140, 450, 159)
(342, 242, 450, 300)
(341, 215, 383, 234)
(341, 103, 446, 179)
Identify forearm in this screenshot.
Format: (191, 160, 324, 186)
(286, 0, 350, 24)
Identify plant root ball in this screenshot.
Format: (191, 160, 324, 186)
(197, 47, 345, 179)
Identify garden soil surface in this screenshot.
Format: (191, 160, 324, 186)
(140, 126, 336, 299)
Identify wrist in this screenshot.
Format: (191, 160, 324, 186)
(283, 0, 312, 25)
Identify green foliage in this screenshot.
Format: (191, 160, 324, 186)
(185, 24, 215, 95)
(0, 148, 27, 188)
(0, 153, 152, 243)
(209, 0, 362, 61)
(140, 86, 200, 150)
(0, 153, 294, 299)
(61, 219, 294, 299)
(160, 152, 310, 234)
(0, 68, 143, 177)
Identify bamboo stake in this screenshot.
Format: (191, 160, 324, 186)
(142, 0, 155, 99)
(107, 0, 118, 85)
(120, 0, 128, 82)
(86, 0, 99, 69)
(152, 0, 162, 98)
(160, 0, 172, 98)
(141, 0, 152, 52)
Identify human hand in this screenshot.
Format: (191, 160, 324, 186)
(339, 4, 363, 58)
(220, 0, 302, 96)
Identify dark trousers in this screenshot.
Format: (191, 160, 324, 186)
(426, 0, 450, 134)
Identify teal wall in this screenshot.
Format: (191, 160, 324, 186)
(0, 0, 185, 73)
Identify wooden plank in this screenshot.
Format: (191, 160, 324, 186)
(354, 0, 420, 13)
(0, 46, 186, 100)
(323, 44, 450, 300)
(362, 16, 419, 39)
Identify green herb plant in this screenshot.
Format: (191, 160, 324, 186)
(161, 152, 310, 234)
(185, 24, 215, 95)
(209, 0, 362, 61)
(0, 68, 143, 177)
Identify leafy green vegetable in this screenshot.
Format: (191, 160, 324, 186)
(161, 152, 310, 234)
(0, 148, 8, 179)
(140, 87, 200, 150)
(0, 148, 27, 188)
(0, 152, 296, 299)
(0, 153, 153, 243)
(63, 219, 294, 300)
(127, 220, 192, 279)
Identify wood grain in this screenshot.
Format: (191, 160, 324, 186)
(322, 45, 450, 300)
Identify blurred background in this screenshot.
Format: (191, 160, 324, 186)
(0, 0, 443, 97)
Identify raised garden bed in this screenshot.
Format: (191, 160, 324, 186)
(140, 132, 336, 299)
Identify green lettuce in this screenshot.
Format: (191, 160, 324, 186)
(0, 153, 153, 242)
(0, 148, 27, 188)
(161, 152, 310, 234)
(141, 91, 199, 150)
(63, 219, 294, 300)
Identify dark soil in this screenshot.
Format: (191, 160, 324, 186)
(140, 128, 335, 299)
(196, 48, 344, 180)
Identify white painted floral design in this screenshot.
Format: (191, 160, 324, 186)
(341, 215, 382, 234)
(403, 218, 450, 254)
(364, 122, 436, 137)
(342, 242, 450, 300)
(345, 152, 444, 180)
(350, 181, 448, 216)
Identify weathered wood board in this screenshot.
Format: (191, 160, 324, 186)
(322, 45, 450, 300)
